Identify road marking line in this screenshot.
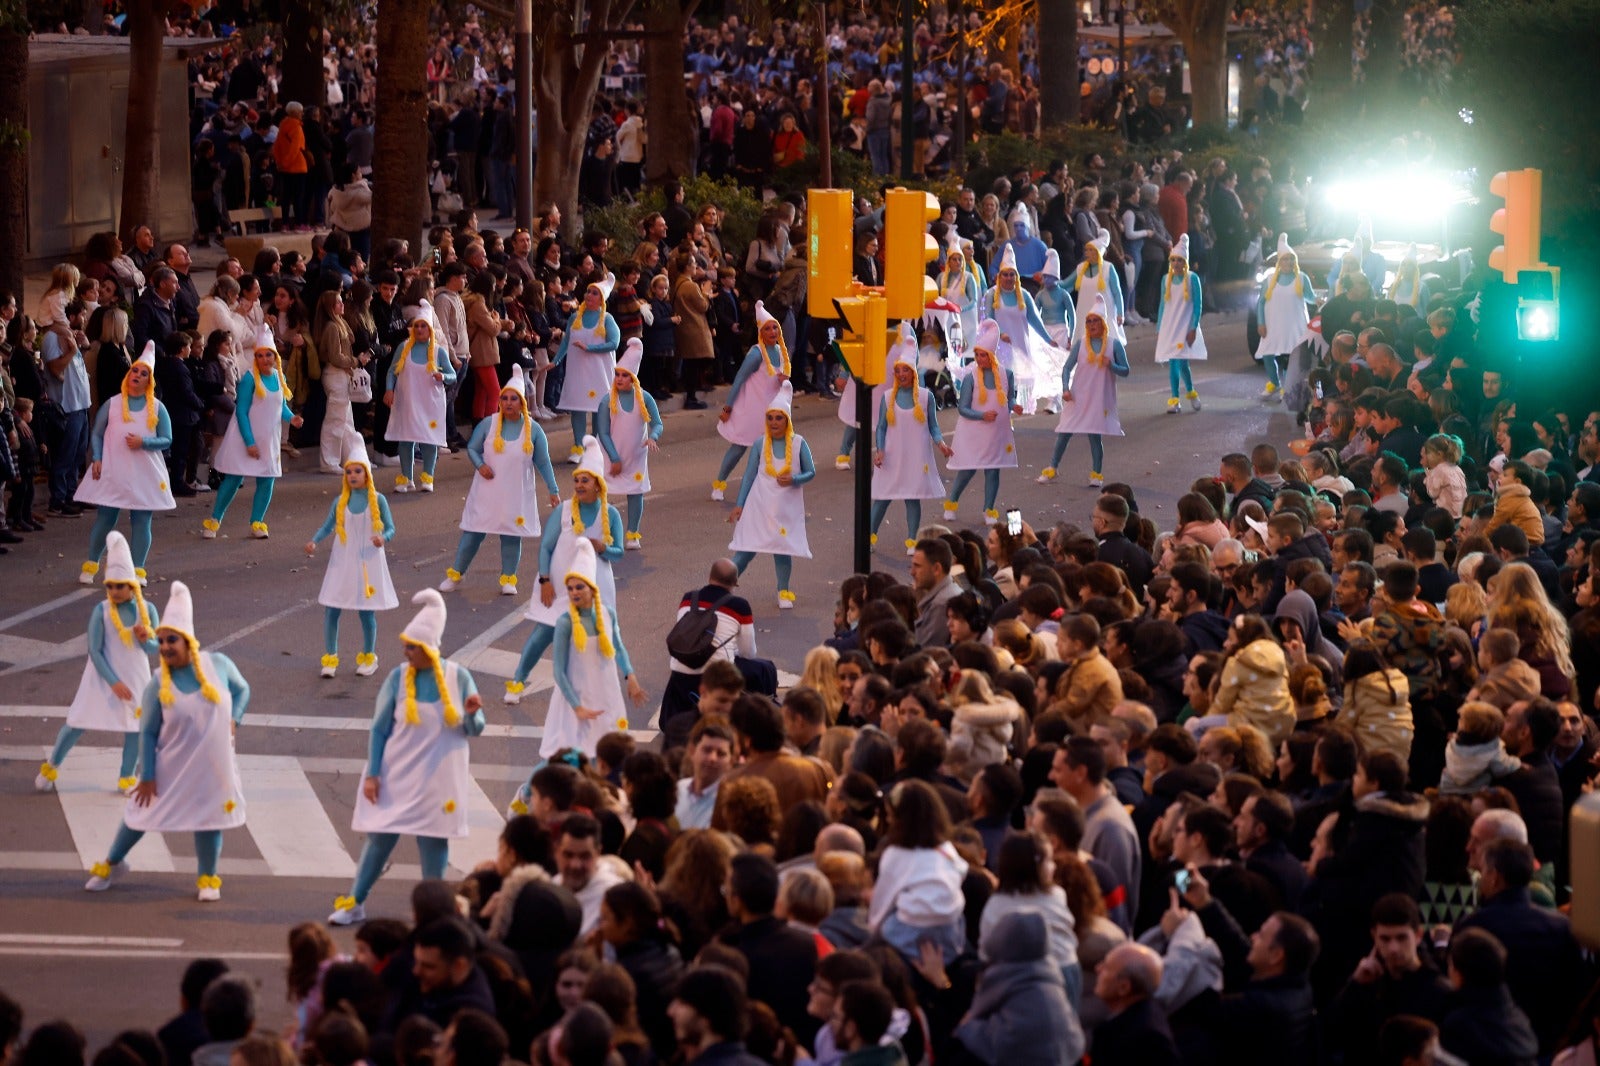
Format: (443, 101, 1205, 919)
(2, 745, 536, 782)
(55, 747, 176, 874)
(0, 589, 95, 632)
(449, 603, 528, 663)
(0, 933, 184, 947)
(235, 753, 357, 879)
(209, 598, 316, 651)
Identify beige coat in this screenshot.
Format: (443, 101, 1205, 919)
(673, 274, 713, 361)
(1338, 668, 1414, 763)
(465, 293, 505, 369)
(1212, 638, 1295, 749)
(1050, 648, 1123, 727)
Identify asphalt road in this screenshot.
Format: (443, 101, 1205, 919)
(0, 310, 1287, 1047)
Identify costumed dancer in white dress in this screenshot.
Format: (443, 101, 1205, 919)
(37, 532, 159, 793)
(979, 244, 1060, 414)
(596, 339, 664, 549)
(439, 366, 561, 595)
(1154, 234, 1208, 414)
(304, 431, 398, 679)
(711, 301, 789, 501)
(503, 435, 625, 707)
(553, 274, 621, 461)
(1256, 233, 1316, 400)
(870, 343, 952, 556)
(382, 304, 456, 494)
(1388, 243, 1430, 314)
(834, 322, 911, 471)
(1033, 249, 1075, 417)
(541, 537, 647, 760)
(75, 344, 177, 584)
(203, 325, 303, 539)
(937, 236, 981, 364)
(328, 589, 486, 926)
(1071, 230, 1127, 345)
(1037, 294, 1129, 488)
(943, 320, 1021, 526)
(729, 380, 814, 608)
(84, 580, 250, 902)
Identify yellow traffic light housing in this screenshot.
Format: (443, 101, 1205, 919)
(883, 187, 940, 320)
(833, 294, 889, 385)
(808, 189, 854, 320)
(1488, 168, 1542, 284)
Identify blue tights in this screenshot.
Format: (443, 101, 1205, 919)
(1049, 433, 1104, 475)
(107, 823, 222, 876)
(947, 469, 1000, 512)
(88, 508, 153, 570)
(453, 532, 523, 579)
(567, 412, 596, 451)
(1167, 359, 1194, 397)
(1263, 355, 1285, 388)
(213, 475, 275, 525)
(625, 495, 644, 535)
(512, 623, 555, 685)
(350, 832, 449, 903)
(324, 607, 378, 657)
(715, 444, 749, 484)
(49, 727, 139, 778)
(870, 499, 923, 545)
(732, 550, 793, 593)
(839, 427, 857, 458)
(398, 443, 439, 482)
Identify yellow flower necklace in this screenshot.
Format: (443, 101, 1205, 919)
(402, 642, 460, 727)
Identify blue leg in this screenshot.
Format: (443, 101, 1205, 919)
(732, 550, 757, 574)
(248, 477, 275, 524)
(452, 531, 488, 575)
(106, 822, 145, 865)
(947, 469, 975, 506)
(1179, 360, 1194, 392)
(358, 611, 378, 656)
(715, 444, 747, 483)
(983, 470, 1001, 512)
(870, 500, 891, 536)
(212, 475, 244, 521)
(1264, 355, 1283, 388)
(128, 511, 153, 569)
(774, 554, 793, 593)
(193, 830, 223, 877)
(1051, 433, 1073, 469)
(119, 731, 140, 779)
(904, 500, 922, 543)
(1168, 360, 1183, 398)
(418, 445, 439, 478)
(349, 831, 401, 903)
(512, 623, 555, 685)
(87, 507, 120, 568)
(49, 726, 86, 767)
(568, 411, 586, 448)
(498, 535, 522, 579)
(417, 836, 450, 880)
(839, 427, 857, 457)
(324, 607, 342, 656)
(399, 442, 417, 481)
(625, 495, 644, 535)
(1090, 435, 1105, 475)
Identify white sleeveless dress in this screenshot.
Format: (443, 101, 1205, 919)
(123, 653, 247, 833)
(351, 661, 472, 838)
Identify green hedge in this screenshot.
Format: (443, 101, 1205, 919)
(585, 173, 766, 267)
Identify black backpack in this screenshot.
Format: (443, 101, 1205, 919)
(666, 588, 733, 670)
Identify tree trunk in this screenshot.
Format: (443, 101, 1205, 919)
(279, 0, 326, 109)
(0, 24, 26, 299)
(1312, 0, 1355, 112)
(372, 0, 432, 256)
(1186, 20, 1229, 128)
(642, 0, 699, 186)
(118, 0, 163, 247)
(1361, 0, 1404, 109)
(1037, 0, 1077, 129)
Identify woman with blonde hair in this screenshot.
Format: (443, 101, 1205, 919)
(1197, 724, 1275, 781)
(946, 670, 1023, 782)
(993, 618, 1052, 673)
(817, 725, 858, 774)
(1444, 580, 1488, 634)
(801, 645, 844, 722)
(1487, 562, 1575, 697)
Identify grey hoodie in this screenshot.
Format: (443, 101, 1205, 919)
(955, 912, 1085, 1066)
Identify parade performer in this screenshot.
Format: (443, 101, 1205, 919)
(943, 321, 1020, 525)
(1071, 230, 1126, 344)
(540, 537, 647, 760)
(203, 325, 303, 539)
(1153, 234, 1207, 414)
(439, 366, 561, 594)
(84, 580, 250, 902)
(980, 244, 1060, 413)
(304, 432, 398, 679)
(1033, 249, 1075, 417)
(74, 343, 176, 584)
(553, 274, 620, 461)
(937, 237, 981, 361)
(596, 339, 664, 549)
(328, 589, 486, 926)
(1388, 243, 1430, 313)
(503, 435, 624, 707)
(1037, 295, 1129, 488)
(383, 304, 455, 494)
(834, 322, 910, 471)
(1256, 233, 1316, 400)
(729, 380, 814, 608)
(37, 532, 158, 793)
(870, 343, 951, 555)
(710, 302, 789, 501)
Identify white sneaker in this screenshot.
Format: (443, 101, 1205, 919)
(77, 568, 95, 586)
(189, 481, 213, 493)
(710, 487, 725, 502)
(778, 598, 794, 610)
(439, 575, 459, 592)
(393, 482, 412, 494)
(418, 480, 435, 494)
(503, 686, 524, 705)
(197, 885, 221, 903)
(35, 768, 56, 792)
(943, 505, 958, 521)
(498, 581, 518, 595)
(328, 901, 367, 926)
(566, 451, 582, 465)
(354, 656, 379, 678)
(84, 861, 128, 892)
(834, 456, 851, 471)
(199, 526, 217, 539)
(250, 523, 270, 539)
(320, 663, 337, 679)
(625, 536, 643, 551)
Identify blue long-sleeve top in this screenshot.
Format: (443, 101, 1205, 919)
(310, 489, 396, 545)
(957, 366, 1017, 419)
(384, 339, 458, 392)
(875, 388, 946, 449)
(538, 498, 625, 579)
(553, 309, 620, 365)
(595, 390, 664, 463)
(89, 396, 173, 460)
(366, 663, 484, 776)
(134, 652, 250, 784)
(735, 433, 816, 507)
(1074, 263, 1126, 322)
(1036, 279, 1076, 334)
(1256, 271, 1316, 318)
(233, 372, 296, 447)
(466, 414, 561, 494)
(552, 604, 637, 706)
(1061, 337, 1130, 388)
(979, 287, 1054, 346)
(87, 598, 161, 687)
(723, 343, 786, 408)
(1158, 272, 1205, 332)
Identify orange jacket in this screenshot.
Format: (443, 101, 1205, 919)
(272, 116, 308, 175)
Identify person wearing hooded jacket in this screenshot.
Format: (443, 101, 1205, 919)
(953, 911, 1085, 1066)
(1270, 588, 1345, 679)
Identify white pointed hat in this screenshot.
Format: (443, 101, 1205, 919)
(755, 300, 779, 330)
(1089, 228, 1111, 256)
(502, 364, 528, 399)
(1172, 233, 1191, 262)
(1276, 232, 1293, 256)
(1008, 203, 1030, 236)
(945, 232, 964, 260)
(564, 535, 600, 591)
(1085, 292, 1110, 322)
(996, 243, 1018, 275)
(342, 429, 371, 469)
(401, 588, 447, 651)
(253, 323, 277, 353)
(890, 320, 919, 371)
(407, 299, 439, 334)
(576, 434, 609, 484)
(161, 580, 198, 642)
(766, 378, 795, 418)
(972, 318, 1000, 354)
(103, 530, 138, 584)
(617, 338, 643, 378)
(1042, 248, 1061, 280)
(135, 341, 157, 370)
(588, 273, 616, 303)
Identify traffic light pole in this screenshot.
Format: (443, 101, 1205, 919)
(854, 374, 872, 576)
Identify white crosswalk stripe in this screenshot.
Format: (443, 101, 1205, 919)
(236, 754, 358, 879)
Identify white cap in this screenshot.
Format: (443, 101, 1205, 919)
(996, 243, 1018, 275)
(564, 535, 600, 591)
(890, 320, 918, 372)
(161, 580, 198, 642)
(103, 530, 137, 584)
(766, 379, 795, 419)
(1086, 293, 1109, 322)
(1245, 515, 1270, 544)
(1276, 233, 1293, 256)
(343, 429, 371, 469)
(589, 273, 616, 303)
(135, 341, 157, 370)
(945, 232, 964, 259)
(576, 434, 608, 483)
(617, 338, 643, 378)
(1042, 249, 1061, 280)
(502, 364, 528, 399)
(1172, 233, 1190, 262)
(401, 588, 447, 651)
(755, 300, 779, 330)
(1008, 203, 1030, 235)
(254, 323, 277, 353)
(972, 319, 1000, 354)
(1091, 228, 1111, 254)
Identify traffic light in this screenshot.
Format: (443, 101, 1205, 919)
(833, 294, 889, 385)
(808, 189, 854, 320)
(882, 187, 940, 320)
(1515, 265, 1560, 342)
(1488, 168, 1542, 284)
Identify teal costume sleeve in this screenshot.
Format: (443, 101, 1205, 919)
(1107, 268, 1125, 319)
(1021, 290, 1052, 342)
(552, 312, 578, 366)
(1112, 340, 1130, 377)
(1061, 345, 1079, 390)
(1059, 281, 1077, 335)
(537, 502, 564, 577)
(596, 401, 620, 463)
(310, 498, 342, 545)
(955, 373, 981, 420)
(456, 667, 484, 736)
(734, 442, 762, 507)
(137, 686, 163, 783)
(610, 605, 635, 678)
(602, 506, 625, 563)
(1302, 273, 1316, 307)
(466, 415, 494, 467)
(925, 391, 945, 443)
(550, 613, 583, 707)
(366, 669, 400, 775)
(87, 602, 118, 687)
(591, 313, 621, 354)
(530, 423, 560, 494)
(642, 391, 664, 440)
(279, 390, 295, 423)
(724, 346, 763, 407)
(375, 494, 395, 541)
(792, 437, 817, 486)
(437, 352, 458, 386)
(89, 402, 111, 461)
(235, 380, 257, 446)
(384, 342, 406, 391)
(143, 402, 174, 451)
(1188, 275, 1204, 330)
(874, 393, 890, 450)
(214, 653, 250, 721)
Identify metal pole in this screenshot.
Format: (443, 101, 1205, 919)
(901, 0, 915, 179)
(515, 0, 534, 230)
(853, 369, 872, 575)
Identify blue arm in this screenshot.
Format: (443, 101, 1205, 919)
(591, 313, 621, 354)
(376, 494, 396, 541)
(530, 424, 560, 494)
(925, 392, 945, 443)
(551, 614, 584, 707)
(874, 394, 890, 450)
(214, 653, 250, 721)
(89, 402, 111, 461)
(310, 498, 342, 545)
(1112, 340, 1130, 378)
(601, 506, 625, 563)
(1108, 269, 1125, 319)
(87, 603, 120, 687)
(1188, 275, 1204, 331)
(642, 391, 664, 440)
(552, 313, 576, 366)
(792, 438, 817, 486)
(136, 685, 163, 784)
(1060, 283, 1076, 335)
(734, 442, 762, 507)
(235, 381, 257, 447)
(466, 415, 493, 468)
(1005, 368, 1018, 408)
(437, 352, 457, 386)
(366, 670, 399, 775)
(537, 504, 564, 577)
(279, 392, 295, 423)
(1061, 346, 1080, 391)
(955, 372, 981, 419)
(137, 404, 173, 451)
(1301, 273, 1317, 308)
(384, 343, 405, 391)
(595, 402, 621, 463)
(610, 605, 635, 678)
(455, 668, 484, 736)
(1021, 291, 1052, 342)
(724, 347, 762, 407)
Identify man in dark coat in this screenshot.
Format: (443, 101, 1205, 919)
(1495, 699, 1566, 870)
(669, 966, 769, 1066)
(1220, 452, 1276, 519)
(1090, 944, 1178, 1066)
(718, 853, 818, 1047)
(1202, 911, 1320, 1066)
(380, 917, 497, 1035)
(1325, 894, 1452, 1064)
(1093, 493, 1154, 598)
(1438, 929, 1539, 1066)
